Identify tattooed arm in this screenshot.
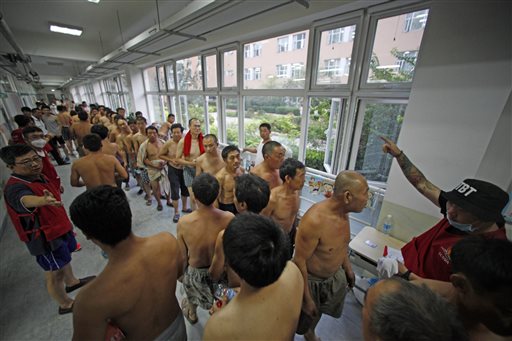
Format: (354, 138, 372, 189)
(380, 136, 441, 207)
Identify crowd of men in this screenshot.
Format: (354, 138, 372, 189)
(1, 101, 511, 341)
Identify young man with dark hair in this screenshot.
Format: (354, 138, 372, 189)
(1, 144, 94, 315)
(131, 117, 152, 200)
(251, 140, 285, 189)
(294, 170, 369, 341)
(56, 105, 74, 156)
(43, 105, 71, 163)
(158, 113, 175, 140)
(137, 126, 166, 210)
(10, 114, 33, 144)
(69, 186, 186, 340)
(21, 106, 32, 117)
(176, 118, 205, 211)
(31, 107, 48, 135)
(216, 145, 244, 214)
(70, 134, 127, 190)
(195, 134, 225, 176)
(70, 111, 91, 157)
(362, 278, 467, 341)
(262, 158, 306, 253)
(381, 137, 509, 282)
(209, 173, 270, 286)
(158, 123, 191, 222)
(243, 122, 272, 165)
(204, 213, 303, 340)
(177, 173, 234, 324)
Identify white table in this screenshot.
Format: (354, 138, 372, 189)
(349, 226, 406, 266)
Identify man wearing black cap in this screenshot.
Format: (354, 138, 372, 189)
(381, 136, 509, 282)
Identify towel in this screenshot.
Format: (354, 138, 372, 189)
(183, 131, 204, 157)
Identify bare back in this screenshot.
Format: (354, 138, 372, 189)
(71, 121, 92, 146)
(71, 153, 121, 189)
(296, 199, 351, 278)
(216, 167, 244, 204)
(177, 208, 234, 268)
(101, 140, 119, 157)
(73, 233, 182, 340)
(57, 112, 71, 127)
(204, 262, 303, 341)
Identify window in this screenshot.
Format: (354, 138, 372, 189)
(224, 97, 239, 145)
(276, 64, 289, 78)
(404, 9, 429, 32)
(305, 98, 343, 173)
(165, 64, 175, 90)
(178, 95, 205, 125)
(397, 51, 418, 74)
(244, 96, 303, 158)
(157, 66, 166, 91)
(253, 43, 262, 57)
(293, 33, 306, 50)
(277, 37, 289, 53)
(222, 50, 237, 88)
(352, 101, 407, 182)
(367, 9, 429, 84)
(254, 67, 261, 80)
(205, 54, 217, 89)
(206, 96, 219, 136)
(291, 63, 305, 80)
(244, 68, 251, 81)
(143, 67, 159, 92)
(316, 24, 356, 86)
(176, 56, 203, 91)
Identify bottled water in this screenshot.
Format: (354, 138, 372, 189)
(382, 214, 393, 235)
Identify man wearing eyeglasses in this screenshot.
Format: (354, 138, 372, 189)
(0, 144, 95, 315)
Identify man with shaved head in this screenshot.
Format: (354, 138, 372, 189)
(293, 170, 369, 341)
(250, 141, 285, 189)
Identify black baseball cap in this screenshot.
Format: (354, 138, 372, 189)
(443, 179, 509, 223)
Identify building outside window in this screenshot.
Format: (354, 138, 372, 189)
(277, 36, 289, 53)
(293, 33, 306, 50)
(404, 9, 429, 32)
(276, 64, 289, 78)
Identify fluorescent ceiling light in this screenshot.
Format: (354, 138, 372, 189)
(88, 0, 100, 3)
(49, 24, 83, 36)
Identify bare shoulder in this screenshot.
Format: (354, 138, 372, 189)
(250, 163, 263, 176)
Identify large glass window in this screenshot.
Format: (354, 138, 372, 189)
(205, 55, 217, 89)
(206, 96, 219, 136)
(224, 97, 239, 145)
(222, 50, 237, 88)
(157, 66, 166, 91)
(166, 64, 175, 90)
(176, 56, 203, 91)
(305, 97, 343, 173)
(244, 96, 303, 158)
(353, 101, 407, 182)
(367, 9, 429, 83)
(316, 24, 356, 86)
(143, 67, 159, 92)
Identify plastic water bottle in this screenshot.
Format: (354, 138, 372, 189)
(382, 214, 393, 235)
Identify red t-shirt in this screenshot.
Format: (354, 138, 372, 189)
(11, 129, 25, 144)
(402, 217, 506, 281)
(40, 150, 61, 190)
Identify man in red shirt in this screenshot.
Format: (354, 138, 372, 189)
(0, 144, 94, 314)
(381, 136, 509, 282)
(10, 115, 33, 145)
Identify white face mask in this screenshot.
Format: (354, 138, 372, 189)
(30, 138, 47, 149)
(447, 217, 476, 233)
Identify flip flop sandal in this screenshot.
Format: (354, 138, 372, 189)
(157, 204, 163, 211)
(181, 298, 198, 324)
(181, 208, 193, 213)
(173, 214, 180, 223)
(146, 199, 152, 206)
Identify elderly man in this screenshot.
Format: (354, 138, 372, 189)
(250, 141, 285, 189)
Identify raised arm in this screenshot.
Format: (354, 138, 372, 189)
(381, 136, 441, 207)
(292, 213, 321, 318)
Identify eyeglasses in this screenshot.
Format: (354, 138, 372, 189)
(15, 156, 42, 167)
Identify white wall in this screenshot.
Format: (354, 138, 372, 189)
(381, 0, 512, 235)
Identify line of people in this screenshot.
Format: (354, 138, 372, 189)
(2, 107, 511, 340)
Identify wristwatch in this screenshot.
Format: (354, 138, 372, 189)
(398, 270, 412, 281)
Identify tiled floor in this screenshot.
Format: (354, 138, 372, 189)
(0, 163, 363, 340)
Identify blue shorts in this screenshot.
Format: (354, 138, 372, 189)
(36, 233, 77, 271)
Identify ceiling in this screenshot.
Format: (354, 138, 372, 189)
(0, 0, 369, 89)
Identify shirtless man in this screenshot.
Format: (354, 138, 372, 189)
(69, 186, 186, 340)
(176, 118, 205, 211)
(131, 117, 152, 199)
(158, 113, 175, 140)
(70, 134, 127, 190)
(216, 145, 244, 214)
(209, 174, 270, 284)
(242, 122, 272, 166)
(204, 213, 303, 341)
(70, 111, 91, 157)
(56, 105, 75, 156)
(125, 119, 143, 194)
(261, 158, 305, 254)
(137, 126, 166, 211)
(158, 123, 191, 223)
(250, 141, 285, 189)
(177, 173, 234, 324)
(195, 134, 225, 176)
(293, 170, 369, 341)
(115, 119, 131, 191)
(90, 124, 119, 158)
